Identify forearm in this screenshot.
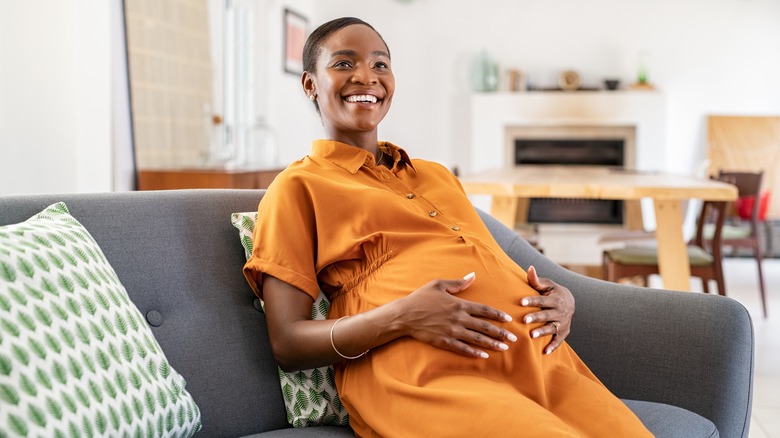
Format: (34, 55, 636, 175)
(264, 275, 410, 371)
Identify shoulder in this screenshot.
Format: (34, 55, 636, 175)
(259, 159, 320, 210)
(262, 154, 355, 211)
(267, 156, 332, 190)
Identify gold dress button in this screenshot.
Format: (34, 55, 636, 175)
(406, 193, 415, 199)
(429, 211, 438, 217)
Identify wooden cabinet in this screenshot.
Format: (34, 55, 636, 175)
(137, 168, 283, 190)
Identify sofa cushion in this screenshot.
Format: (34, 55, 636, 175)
(235, 400, 720, 437)
(0, 202, 201, 437)
(232, 212, 348, 427)
(623, 399, 719, 437)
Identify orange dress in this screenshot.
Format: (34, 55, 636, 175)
(244, 140, 651, 437)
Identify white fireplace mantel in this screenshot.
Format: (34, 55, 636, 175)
(469, 91, 667, 173)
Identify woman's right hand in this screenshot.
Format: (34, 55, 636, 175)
(399, 273, 517, 358)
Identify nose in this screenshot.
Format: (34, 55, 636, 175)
(351, 65, 377, 85)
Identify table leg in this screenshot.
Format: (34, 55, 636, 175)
(491, 196, 519, 229)
(653, 199, 691, 291)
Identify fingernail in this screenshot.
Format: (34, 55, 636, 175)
(498, 343, 509, 351)
(507, 333, 518, 342)
(503, 313, 513, 322)
(463, 272, 476, 281)
(532, 331, 540, 339)
(545, 348, 553, 355)
(524, 316, 532, 324)
(479, 351, 489, 359)
(521, 298, 529, 306)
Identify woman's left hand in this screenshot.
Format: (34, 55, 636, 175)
(521, 266, 575, 355)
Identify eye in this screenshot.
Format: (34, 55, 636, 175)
(333, 60, 353, 68)
(374, 61, 390, 69)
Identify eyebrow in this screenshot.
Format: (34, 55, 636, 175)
(330, 49, 390, 59)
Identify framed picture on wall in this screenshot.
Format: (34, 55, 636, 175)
(283, 8, 307, 75)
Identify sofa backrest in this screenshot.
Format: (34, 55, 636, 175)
(0, 189, 285, 437)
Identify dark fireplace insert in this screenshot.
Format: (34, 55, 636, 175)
(515, 138, 625, 224)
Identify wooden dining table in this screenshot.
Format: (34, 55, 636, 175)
(458, 165, 738, 291)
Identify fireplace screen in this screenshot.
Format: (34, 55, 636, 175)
(515, 139, 624, 166)
(515, 138, 625, 224)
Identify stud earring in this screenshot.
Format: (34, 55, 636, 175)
(309, 94, 316, 101)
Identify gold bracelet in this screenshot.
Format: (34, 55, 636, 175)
(330, 316, 369, 360)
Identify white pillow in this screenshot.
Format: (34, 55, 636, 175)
(231, 212, 348, 427)
(0, 202, 201, 437)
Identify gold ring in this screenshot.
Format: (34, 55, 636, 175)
(552, 321, 560, 335)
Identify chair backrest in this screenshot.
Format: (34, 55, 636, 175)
(693, 175, 733, 262)
(693, 200, 729, 255)
(718, 170, 764, 223)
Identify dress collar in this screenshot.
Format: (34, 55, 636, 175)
(310, 140, 417, 174)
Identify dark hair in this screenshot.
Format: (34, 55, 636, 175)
(302, 17, 390, 75)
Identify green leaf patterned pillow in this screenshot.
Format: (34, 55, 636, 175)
(230, 212, 348, 428)
(0, 203, 201, 437)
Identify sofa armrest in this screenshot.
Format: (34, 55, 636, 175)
(478, 209, 754, 438)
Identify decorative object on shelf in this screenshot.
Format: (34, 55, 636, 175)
(637, 50, 649, 84)
(202, 109, 235, 167)
(506, 69, 527, 92)
(283, 8, 308, 75)
(630, 50, 655, 90)
(604, 79, 621, 90)
(471, 49, 500, 92)
(558, 70, 581, 91)
(247, 117, 278, 168)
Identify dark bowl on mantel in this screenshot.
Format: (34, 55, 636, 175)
(604, 79, 620, 90)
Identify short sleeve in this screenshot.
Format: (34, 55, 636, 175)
(242, 172, 321, 301)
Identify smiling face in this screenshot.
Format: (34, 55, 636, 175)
(302, 24, 394, 147)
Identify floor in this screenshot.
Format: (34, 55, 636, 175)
(726, 258, 780, 438)
(537, 224, 780, 437)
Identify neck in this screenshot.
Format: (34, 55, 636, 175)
(326, 131, 380, 155)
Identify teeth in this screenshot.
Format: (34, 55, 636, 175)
(346, 95, 378, 103)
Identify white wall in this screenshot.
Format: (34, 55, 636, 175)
(312, 0, 780, 174)
(262, 0, 322, 166)
(0, 0, 113, 196)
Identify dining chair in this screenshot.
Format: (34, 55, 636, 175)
(602, 197, 730, 294)
(706, 170, 768, 317)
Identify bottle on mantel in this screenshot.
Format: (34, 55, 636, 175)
(471, 49, 500, 92)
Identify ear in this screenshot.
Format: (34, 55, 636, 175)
(302, 71, 316, 98)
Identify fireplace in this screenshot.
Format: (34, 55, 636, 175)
(466, 92, 667, 230)
(508, 125, 635, 224)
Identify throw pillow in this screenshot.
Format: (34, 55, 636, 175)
(0, 202, 201, 437)
(231, 212, 348, 428)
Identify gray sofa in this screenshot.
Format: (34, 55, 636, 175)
(0, 189, 753, 437)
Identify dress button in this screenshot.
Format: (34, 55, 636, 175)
(452, 226, 460, 231)
(429, 211, 438, 217)
(406, 193, 415, 199)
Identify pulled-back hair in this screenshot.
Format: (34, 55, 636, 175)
(302, 17, 390, 75)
